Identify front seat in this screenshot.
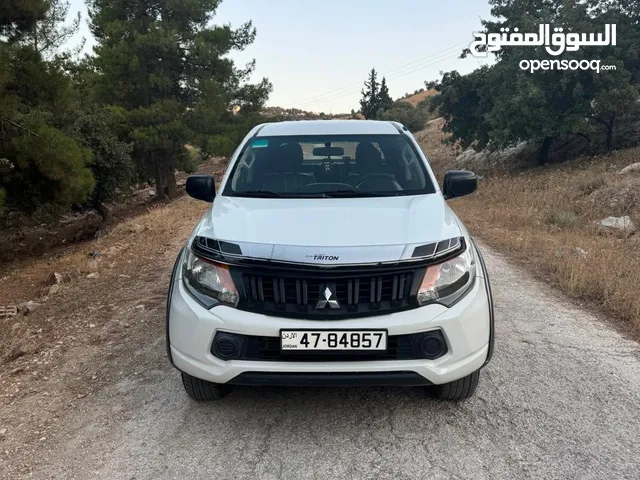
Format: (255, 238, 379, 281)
(346, 142, 385, 186)
(261, 142, 315, 192)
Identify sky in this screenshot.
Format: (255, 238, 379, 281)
(68, 0, 493, 113)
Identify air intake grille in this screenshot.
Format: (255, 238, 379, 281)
(230, 266, 421, 319)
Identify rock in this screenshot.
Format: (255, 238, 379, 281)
(89, 323, 96, 328)
(128, 223, 145, 234)
(574, 247, 588, 259)
(86, 258, 101, 272)
(618, 162, 640, 175)
(588, 179, 640, 214)
(87, 251, 101, 258)
(7, 340, 39, 361)
(597, 216, 636, 235)
(0, 428, 6, 438)
(48, 284, 60, 296)
(47, 272, 63, 285)
(86, 272, 99, 279)
(104, 245, 125, 256)
(135, 304, 145, 310)
(17, 301, 41, 316)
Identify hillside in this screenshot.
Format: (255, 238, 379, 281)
(400, 88, 438, 106)
(416, 120, 640, 337)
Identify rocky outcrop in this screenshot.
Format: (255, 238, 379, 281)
(618, 162, 640, 175)
(455, 142, 539, 171)
(597, 216, 636, 235)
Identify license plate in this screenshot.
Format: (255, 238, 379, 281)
(280, 330, 387, 351)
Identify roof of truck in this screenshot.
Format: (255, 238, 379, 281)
(256, 120, 403, 137)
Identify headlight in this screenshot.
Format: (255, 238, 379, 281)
(182, 249, 239, 308)
(417, 246, 476, 307)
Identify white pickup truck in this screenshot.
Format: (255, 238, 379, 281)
(166, 120, 494, 401)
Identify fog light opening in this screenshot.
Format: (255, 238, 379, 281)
(212, 333, 242, 360)
(420, 332, 447, 360)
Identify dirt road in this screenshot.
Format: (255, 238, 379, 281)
(1, 199, 639, 479)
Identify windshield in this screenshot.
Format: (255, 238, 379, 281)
(223, 134, 436, 198)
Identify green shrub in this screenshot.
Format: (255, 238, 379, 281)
(576, 176, 606, 195)
(544, 209, 581, 229)
(378, 102, 429, 132)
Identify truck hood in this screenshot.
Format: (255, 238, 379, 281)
(191, 195, 463, 265)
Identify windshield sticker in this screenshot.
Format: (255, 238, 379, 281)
(252, 139, 269, 148)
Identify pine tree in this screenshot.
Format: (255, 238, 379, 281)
(1, 1, 95, 214)
(359, 68, 380, 119)
(88, 0, 271, 198)
(0, 0, 48, 40)
(20, 0, 83, 57)
(378, 76, 393, 113)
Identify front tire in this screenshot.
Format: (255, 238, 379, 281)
(181, 372, 230, 401)
(432, 370, 480, 401)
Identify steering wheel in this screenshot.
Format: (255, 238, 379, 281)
(355, 174, 402, 191)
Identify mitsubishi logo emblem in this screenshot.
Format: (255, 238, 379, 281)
(315, 284, 340, 309)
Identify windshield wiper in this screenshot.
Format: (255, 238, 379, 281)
(235, 190, 285, 198)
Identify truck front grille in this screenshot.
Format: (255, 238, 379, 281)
(230, 265, 423, 319)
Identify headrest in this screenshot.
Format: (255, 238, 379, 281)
(276, 142, 304, 171)
(354, 142, 383, 174)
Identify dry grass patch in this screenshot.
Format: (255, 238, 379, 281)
(452, 149, 640, 335)
(0, 197, 209, 362)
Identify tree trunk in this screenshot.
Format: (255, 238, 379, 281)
(153, 154, 166, 200)
(92, 200, 112, 238)
(165, 163, 178, 199)
(538, 136, 553, 165)
(93, 200, 112, 225)
(606, 115, 616, 151)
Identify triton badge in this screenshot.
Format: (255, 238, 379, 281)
(307, 254, 340, 261)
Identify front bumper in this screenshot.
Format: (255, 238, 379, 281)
(167, 249, 492, 387)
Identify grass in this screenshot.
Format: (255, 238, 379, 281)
(447, 148, 640, 336)
(417, 122, 640, 336)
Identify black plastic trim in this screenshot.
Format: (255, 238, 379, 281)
(191, 236, 466, 272)
(227, 371, 432, 387)
(166, 246, 185, 367)
(211, 330, 447, 362)
(252, 124, 267, 138)
(472, 238, 494, 367)
(390, 121, 405, 134)
(219, 240, 242, 255)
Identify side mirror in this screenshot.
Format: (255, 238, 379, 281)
(186, 174, 216, 202)
(443, 170, 477, 199)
